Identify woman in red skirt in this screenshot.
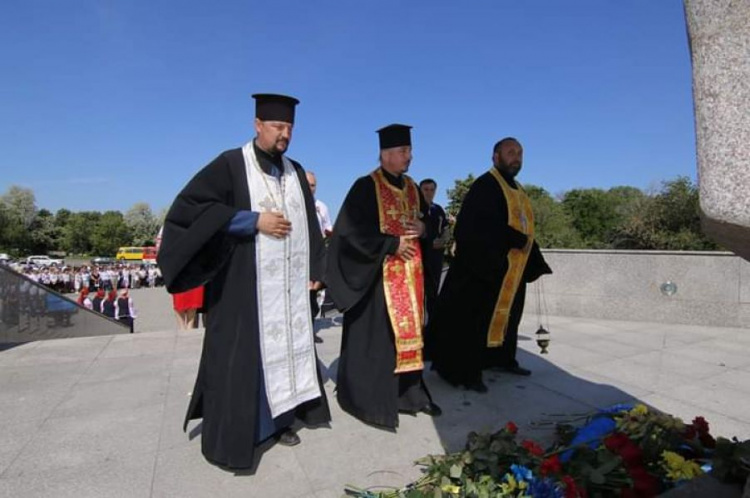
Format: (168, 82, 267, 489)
(173, 285, 204, 330)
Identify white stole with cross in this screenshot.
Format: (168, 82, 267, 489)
(242, 142, 320, 417)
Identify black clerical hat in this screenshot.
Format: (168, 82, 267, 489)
(377, 124, 412, 149)
(252, 93, 299, 123)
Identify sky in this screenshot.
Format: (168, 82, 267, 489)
(0, 0, 697, 220)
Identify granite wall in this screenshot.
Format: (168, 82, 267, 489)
(684, 1, 750, 261)
(531, 249, 749, 328)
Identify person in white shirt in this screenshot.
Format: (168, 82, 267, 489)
(305, 171, 333, 342)
(305, 171, 333, 238)
(115, 289, 136, 333)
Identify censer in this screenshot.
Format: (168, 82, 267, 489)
(534, 278, 551, 354)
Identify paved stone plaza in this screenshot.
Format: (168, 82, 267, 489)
(1, 286, 749, 497)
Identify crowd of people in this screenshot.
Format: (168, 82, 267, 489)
(0, 262, 157, 334)
(7, 263, 163, 294)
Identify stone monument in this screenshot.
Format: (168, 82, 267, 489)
(684, 0, 750, 261)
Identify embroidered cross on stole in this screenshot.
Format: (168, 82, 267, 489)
(487, 168, 535, 347)
(371, 169, 425, 373)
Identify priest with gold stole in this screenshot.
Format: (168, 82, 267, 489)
(430, 137, 552, 393)
(326, 124, 442, 429)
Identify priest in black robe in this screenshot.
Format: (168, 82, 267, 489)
(158, 94, 330, 470)
(326, 124, 441, 429)
(429, 137, 552, 393)
(419, 177, 450, 356)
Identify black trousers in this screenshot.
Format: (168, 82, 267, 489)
(118, 316, 134, 334)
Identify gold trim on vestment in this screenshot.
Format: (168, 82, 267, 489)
(372, 169, 425, 373)
(487, 168, 535, 347)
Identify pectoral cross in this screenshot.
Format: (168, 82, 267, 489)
(259, 197, 277, 213)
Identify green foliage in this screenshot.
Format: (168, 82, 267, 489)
(445, 174, 475, 219)
(28, 209, 62, 255)
(442, 175, 720, 252)
(0, 185, 38, 253)
(711, 437, 750, 484)
(612, 177, 719, 251)
(524, 185, 582, 249)
(0, 185, 168, 257)
(562, 189, 620, 248)
(91, 211, 132, 256)
(124, 202, 160, 246)
(63, 211, 101, 255)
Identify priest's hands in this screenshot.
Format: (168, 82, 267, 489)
(403, 219, 425, 238)
(397, 236, 419, 260)
(258, 212, 291, 239)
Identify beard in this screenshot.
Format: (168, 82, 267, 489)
(499, 160, 522, 177)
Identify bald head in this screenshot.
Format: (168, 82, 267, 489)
(306, 171, 317, 195)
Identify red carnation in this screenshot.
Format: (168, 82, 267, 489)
(618, 442, 643, 467)
(683, 425, 697, 440)
(505, 421, 518, 434)
(603, 433, 630, 452)
(562, 475, 586, 498)
(540, 454, 562, 476)
(627, 465, 660, 497)
(521, 439, 544, 457)
(692, 416, 710, 435)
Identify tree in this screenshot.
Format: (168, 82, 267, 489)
(612, 177, 719, 251)
(561, 188, 620, 248)
(63, 211, 102, 255)
(1, 186, 37, 228)
(607, 186, 646, 222)
(444, 174, 476, 258)
(28, 209, 61, 255)
(124, 202, 160, 246)
(54, 208, 72, 229)
(445, 174, 475, 219)
(524, 185, 582, 248)
(91, 211, 132, 256)
(0, 202, 11, 252)
(0, 185, 37, 253)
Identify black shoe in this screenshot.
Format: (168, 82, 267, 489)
(464, 380, 489, 393)
(314, 336, 323, 343)
(275, 429, 300, 447)
(501, 365, 531, 376)
(419, 402, 442, 417)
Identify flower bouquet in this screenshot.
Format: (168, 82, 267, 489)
(344, 404, 750, 497)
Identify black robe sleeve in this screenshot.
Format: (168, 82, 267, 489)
(157, 152, 241, 294)
(524, 241, 553, 283)
(325, 175, 400, 312)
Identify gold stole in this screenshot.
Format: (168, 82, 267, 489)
(372, 169, 425, 373)
(486, 168, 535, 347)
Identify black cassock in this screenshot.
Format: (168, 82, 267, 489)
(158, 147, 330, 470)
(429, 170, 552, 387)
(326, 169, 433, 429)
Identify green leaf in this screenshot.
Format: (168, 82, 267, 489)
(596, 455, 623, 475)
(449, 464, 463, 479)
(589, 470, 606, 485)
